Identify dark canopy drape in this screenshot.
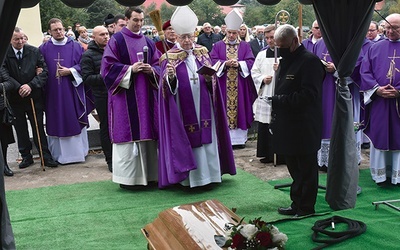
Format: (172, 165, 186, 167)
(0, 0, 21, 65)
(312, 0, 376, 210)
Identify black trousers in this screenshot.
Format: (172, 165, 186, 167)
(256, 122, 273, 158)
(94, 96, 112, 164)
(285, 152, 319, 214)
(257, 122, 285, 163)
(12, 101, 52, 160)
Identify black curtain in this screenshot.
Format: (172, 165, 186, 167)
(0, 0, 22, 65)
(312, 0, 376, 210)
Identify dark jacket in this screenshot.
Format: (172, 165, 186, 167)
(0, 67, 19, 110)
(3, 44, 48, 107)
(196, 32, 221, 52)
(249, 38, 267, 57)
(81, 40, 107, 98)
(270, 44, 326, 155)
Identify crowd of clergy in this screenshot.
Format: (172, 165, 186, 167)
(2, 5, 400, 190)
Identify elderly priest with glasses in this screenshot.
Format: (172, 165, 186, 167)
(158, 6, 236, 189)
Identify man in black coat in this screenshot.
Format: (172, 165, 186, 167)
(249, 26, 267, 57)
(3, 27, 58, 169)
(270, 24, 325, 217)
(196, 22, 222, 52)
(81, 26, 112, 172)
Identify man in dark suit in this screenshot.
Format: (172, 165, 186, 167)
(249, 26, 267, 57)
(270, 24, 325, 217)
(3, 27, 58, 169)
(81, 26, 112, 172)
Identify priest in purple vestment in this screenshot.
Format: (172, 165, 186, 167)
(157, 6, 236, 189)
(209, 9, 256, 149)
(101, 7, 161, 189)
(313, 38, 337, 171)
(40, 18, 92, 164)
(360, 13, 400, 186)
(302, 20, 322, 52)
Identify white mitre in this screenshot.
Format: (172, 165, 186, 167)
(170, 6, 198, 35)
(224, 8, 243, 30)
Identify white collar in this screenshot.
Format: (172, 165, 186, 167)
(51, 37, 68, 45)
(12, 46, 23, 55)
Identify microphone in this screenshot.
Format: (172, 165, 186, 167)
(143, 46, 148, 63)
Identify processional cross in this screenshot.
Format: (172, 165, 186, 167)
(386, 49, 400, 85)
(54, 52, 64, 84)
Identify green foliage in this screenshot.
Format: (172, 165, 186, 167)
(159, 3, 177, 23)
(243, 0, 315, 28)
(39, 0, 127, 31)
(372, 0, 400, 21)
(39, 0, 89, 32)
(189, 0, 225, 25)
(85, 0, 125, 28)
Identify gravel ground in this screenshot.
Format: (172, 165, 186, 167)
(4, 138, 370, 191)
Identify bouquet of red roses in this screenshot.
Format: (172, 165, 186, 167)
(215, 217, 288, 250)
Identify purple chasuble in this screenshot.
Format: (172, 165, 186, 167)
(360, 39, 400, 150)
(39, 38, 88, 137)
(302, 35, 318, 52)
(313, 39, 336, 139)
(101, 27, 161, 143)
(351, 38, 372, 123)
(209, 40, 256, 130)
(158, 45, 236, 188)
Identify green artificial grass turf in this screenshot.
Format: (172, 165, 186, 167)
(6, 169, 400, 249)
(6, 169, 290, 250)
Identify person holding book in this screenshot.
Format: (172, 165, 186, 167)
(157, 6, 236, 188)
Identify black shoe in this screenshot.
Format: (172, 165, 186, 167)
(260, 157, 273, 164)
(107, 162, 113, 172)
(278, 207, 297, 216)
(233, 144, 246, 149)
(19, 158, 34, 169)
(361, 142, 370, 149)
(4, 164, 14, 177)
(44, 158, 58, 167)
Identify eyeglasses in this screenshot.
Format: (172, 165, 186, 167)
(367, 29, 377, 32)
(385, 26, 400, 31)
(313, 27, 320, 30)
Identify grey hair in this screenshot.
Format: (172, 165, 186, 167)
(274, 24, 297, 42)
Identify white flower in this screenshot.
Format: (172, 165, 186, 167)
(272, 232, 288, 245)
(239, 224, 258, 240)
(270, 225, 280, 235)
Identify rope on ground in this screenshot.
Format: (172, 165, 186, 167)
(311, 215, 367, 250)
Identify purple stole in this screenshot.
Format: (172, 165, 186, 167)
(174, 50, 213, 148)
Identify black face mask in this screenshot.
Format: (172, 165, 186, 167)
(279, 47, 291, 58)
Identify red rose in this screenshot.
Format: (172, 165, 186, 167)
(256, 232, 272, 247)
(231, 233, 246, 249)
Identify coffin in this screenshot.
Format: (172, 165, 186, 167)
(141, 199, 241, 250)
